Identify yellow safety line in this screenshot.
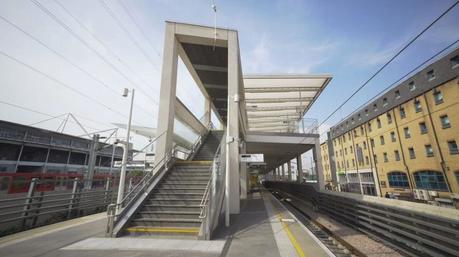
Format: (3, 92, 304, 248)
(265, 189, 307, 257)
(126, 227, 199, 234)
(176, 160, 212, 165)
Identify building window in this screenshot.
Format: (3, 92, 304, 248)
(346, 160, 349, 168)
(409, 81, 416, 91)
(414, 99, 422, 113)
(365, 109, 369, 116)
(368, 123, 372, 132)
(404, 127, 411, 138)
(394, 150, 400, 161)
(408, 147, 415, 159)
(350, 146, 353, 153)
(425, 144, 434, 157)
(352, 159, 355, 167)
(387, 113, 392, 124)
(380, 135, 385, 145)
(358, 114, 361, 120)
(373, 103, 378, 112)
(426, 69, 435, 81)
(440, 115, 451, 129)
(370, 139, 375, 148)
(448, 140, 458, 155)
(390, 131, 396, 142)
(414, 170, 447, 191)
(419, 122, 428, 134)
(400, 106, 406, 119)
(434, 90, 444, 105)
(363, 141, 367, 149)
(373, 154, 378, 164)
(377, 118, 381, 128)
(365, 156, 369, 165)
(345, 148, 347, 155)
(451, 55, 459, 68)
(395, 90, 400, 99)
(360, 126, 364, 135)
(383, 152, 388, 162)
(388, 172, 409, 188)
(383, 97, 388, 106)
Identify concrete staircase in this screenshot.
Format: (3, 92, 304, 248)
(193, 130, 224, 161)
(123, 130, 224, 238)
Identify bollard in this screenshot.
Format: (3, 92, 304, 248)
(21, 178, 38, 228)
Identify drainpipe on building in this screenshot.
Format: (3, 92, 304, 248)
(363, 125, 382, 197)
(422, 94, 452, 193)
(392, 109, 415, 191)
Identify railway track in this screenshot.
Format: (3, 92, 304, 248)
(269, 189, 361, 257)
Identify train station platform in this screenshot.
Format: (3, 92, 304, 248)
(0, 190, 333, 257)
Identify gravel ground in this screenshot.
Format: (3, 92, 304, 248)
(280, 192, 404, 257)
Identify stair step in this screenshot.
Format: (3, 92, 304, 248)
(131, 218, 201, 228)
(162, 182, 207, 185)
(143, 204, 201, 212)
(147, 199, 201, 205)
(139, 211, 200, 215)
(136, 211, 200, 219)
(157, 187, 206, 191)
(125, 226, 199, 235)
(133, 217, 201, 223)
(150, 194, 203, 200)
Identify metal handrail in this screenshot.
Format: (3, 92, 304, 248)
(105, 132, 206, 237)
(199, 141, 222, 219)
(198, 131, 226, 239)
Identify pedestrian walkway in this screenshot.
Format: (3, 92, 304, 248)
(0, 189, 333, 257)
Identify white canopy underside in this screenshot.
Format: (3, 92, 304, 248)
(243, 75, 331, 132)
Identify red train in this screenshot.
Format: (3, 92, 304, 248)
(0, 172, 117, 194)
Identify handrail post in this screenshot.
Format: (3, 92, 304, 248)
(21, 178, 38, 228)
(105, 204, 116, 237)
(31, 191, 44, 227)
(104, 178, 111, 206)
(67, 178, 79, 219)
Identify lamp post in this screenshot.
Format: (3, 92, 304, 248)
(116, 88, 135, 215)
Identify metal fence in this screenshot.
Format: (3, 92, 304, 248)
(0, 177, 115, 236)
(264, 181, 459, 257)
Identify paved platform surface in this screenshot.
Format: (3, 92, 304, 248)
(0, 190, 332, 257)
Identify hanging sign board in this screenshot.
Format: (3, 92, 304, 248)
(240, 154, 264, 163)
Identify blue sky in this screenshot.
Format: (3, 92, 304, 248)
(0, 0, 458, 148)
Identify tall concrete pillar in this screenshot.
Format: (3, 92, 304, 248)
(204, 97, 212, 128)
(240, 141, 247, 199)
(313, 138, 325, 190)
(296, 155, 303, 183)
(225, 31, 240, 215)
(281, 164, 285, 181)
(155, 23, 178, 164)
(287, 161, 292, 181)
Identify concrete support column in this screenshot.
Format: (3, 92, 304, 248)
(313, 138, 325, 190)
(287, 161, 292, 181)
(281, 164, 285, 181)
(204, 97, 212, 128)
(296, 155, 303, 183)
(225, 31, 240, 216)
(240, 141, 247, 199)
(155, 23, 178, 163)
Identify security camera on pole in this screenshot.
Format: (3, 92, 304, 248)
(116, 88, 134, 216)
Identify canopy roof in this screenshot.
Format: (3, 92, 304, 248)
(243, 74, 332, 133)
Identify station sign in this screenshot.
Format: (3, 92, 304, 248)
(240, 153, 264, 163)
